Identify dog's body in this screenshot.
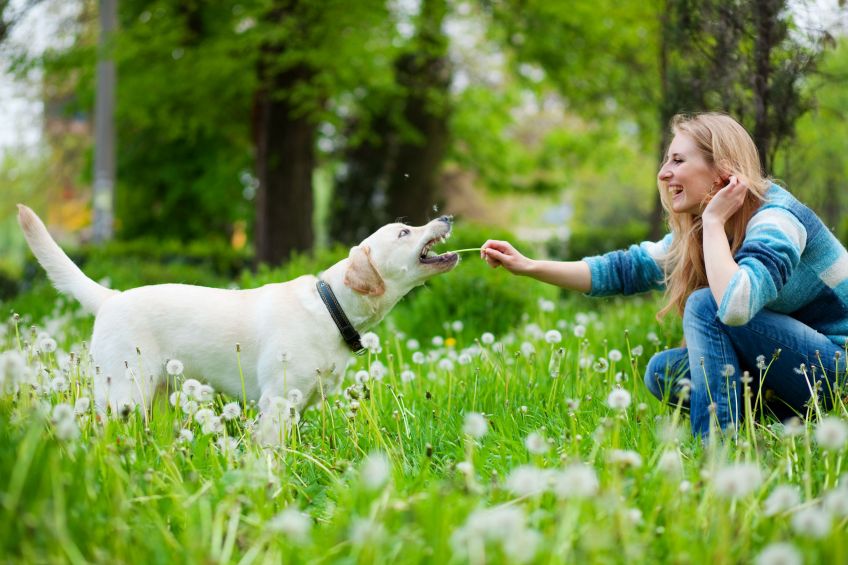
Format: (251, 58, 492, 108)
(17, 205, 458, 415)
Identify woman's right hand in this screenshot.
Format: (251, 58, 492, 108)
(480, 240, 533, 275)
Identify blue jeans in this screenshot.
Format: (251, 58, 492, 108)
(643, 288, 845, 438)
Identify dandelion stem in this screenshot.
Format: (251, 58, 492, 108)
(447, 248, 482, 254)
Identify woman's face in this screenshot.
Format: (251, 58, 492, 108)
(657, 133, 722, 216)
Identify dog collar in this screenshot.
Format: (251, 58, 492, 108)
(316, 280, 366, 356)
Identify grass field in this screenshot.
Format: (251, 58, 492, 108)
(1, 269, 847, 564)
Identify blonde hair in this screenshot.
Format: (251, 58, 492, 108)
(657, 113, 771, 319)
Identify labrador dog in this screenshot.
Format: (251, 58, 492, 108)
(17, 205, 458, 417)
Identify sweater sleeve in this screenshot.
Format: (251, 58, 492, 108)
(718, 208, 807, 325)
(582, 233, 673, 297)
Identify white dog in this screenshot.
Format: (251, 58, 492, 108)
(18, 205, 458, 416)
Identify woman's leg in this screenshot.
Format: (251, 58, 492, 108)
(682, 288, 844, 438)
(644, 347, 691, 407)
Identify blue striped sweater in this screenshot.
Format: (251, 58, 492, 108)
(583, 184, 848, 347)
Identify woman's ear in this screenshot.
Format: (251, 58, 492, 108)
(344, 245, 386, 296)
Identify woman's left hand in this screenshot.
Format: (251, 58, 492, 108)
(702, 175, 747, 226)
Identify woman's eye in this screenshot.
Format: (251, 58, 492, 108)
(398, 228, 411, 238)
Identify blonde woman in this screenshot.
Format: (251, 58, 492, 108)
(481, 112, 848, 438)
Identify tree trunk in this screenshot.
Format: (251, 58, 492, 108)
(253, 60, 315, 266)
(92, 0, 117, 242)
(751, 0, 779, 172)
(385, 0, 451, 224)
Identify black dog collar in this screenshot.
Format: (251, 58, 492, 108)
(316, 280, 366, 355)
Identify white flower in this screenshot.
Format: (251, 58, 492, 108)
(594, 357, 609, 372)
(573, 324, 586, 338)
(370, 361, 388, 380)
(626, 508, 643, 525)
(756, 355, 767, 370)
(481, 332, 495, 345)
(194, 408, 216, 426)
(824, 487, 848, 517)
(221, 402, 241, 421)
(608, 349, 623, 362)
(52, 403, 74, 423)
(657, 450, 683, 475)
(783, 417, 806, 437)
(763, 485, 801, 516)
(165, 359, 184, 376)
(54, 418, 79, 441)
(456, 461, 473, 476)
(216, 436, 238, 453)
(267, 508, 312, 543)
(544, 330, 562, 344)
(51, 377, 69, 393)
(630, 345, 644, 357)
(438, 358, 454, 371)
(538, 298, 555, 312)
(524, 324, 543, 340)
(607, 388, 631, 410)
(182, 379, 202, 399)
(355, 369, 371, 383)
(406, 339, 420, 351)
(524, 431, 549, 455)
(432, 336, 444, 347)
(505, 465, 549, 496)
(552, 464, 599, 499)
(608, 449, 643, 468)
(815, 417, 848, 451)
(264, 396, 292, 417)
(713, 463, 763, 499)
(790, 506, 831, 538)
(197, 384, 215, 402)
(463, 412, 488, 438)
(458, 353, 472, 365)
(520, 342, 535, 357)
(754, 542, 802, 565)
(0, 350, 30, 391)
(181, 400, 199, 415)
(647, 331, 660, 345)
(287, 388, 304, 406)
(361, 452, 391, 491)
(722, 364, 736, 377)
(412, 352, 425, 365)
(38, 336, 57, 353)
(178, 428, 194, 443)
(451, 320, 464, 332)
(73, 397, 91, 416)
(360, 332, 381, 354)
(400, 369, 416, 383)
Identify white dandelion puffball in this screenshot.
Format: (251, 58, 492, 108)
(438, 358, 454, 372)
(73, 397, 91, 416)
(763, 485, 801, 516)
(573, 324, 586, 338)
(194, 408, 215, 426)
(451, 320, 464, 332)
(221, 402, 241, 421)
(607, 388, 632, 410)
(608, 349, 623, 362)
(287, 388, 304, 406)
(52, 403, 74, 423)
(463, 412, 488, 438)
(608, 449, 643, 468)
(38, 336, 57, 353)
(406, 338, 420, 351)
(400, 369, 416, 383)
(754, 542, 802, 565)
(481, 332, 495, 345)
(552, 464, 599, 499)
(505, 465, 549, 496)
(814, 417, 848, 451)
(182, 378, 202, 399)
(790, 506, 831, 538)
(520, 342, 535, 357)
(361, 452, 391, 491)
(354, 369, 371, 384)
(179, 429, 194, 443)
(412, 351, 426, 365)
(54, 418, 79, 441)
(267, 508, 312, 543)
(544, 330, 562, 344)
(713, 462, 763, 499)
(360, 332, 381, 353)
(525, 431, 550, 455)
(432, 336, 444, 347)
(165, 359, 184, 376)
(657, 450, 683, 475)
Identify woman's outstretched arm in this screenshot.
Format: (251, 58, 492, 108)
(480, 240, 592, 293)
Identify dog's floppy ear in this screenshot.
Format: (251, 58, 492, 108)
(344, 245, 385, 296)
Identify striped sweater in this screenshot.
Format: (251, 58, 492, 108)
(583, 184, 848, 347)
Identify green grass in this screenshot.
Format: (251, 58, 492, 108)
(1, 285, 847, 564)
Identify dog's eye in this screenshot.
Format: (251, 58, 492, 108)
(398, 228, 411, 238)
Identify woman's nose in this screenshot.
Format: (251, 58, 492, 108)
(657, 166, 671, 181)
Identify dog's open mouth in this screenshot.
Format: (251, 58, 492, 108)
(419, 234, 459, 265)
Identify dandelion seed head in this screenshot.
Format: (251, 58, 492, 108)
(607, 449, 642, 468)
(525, 431, 549, 455)
(165, 359, 184, 376)
(552, 464, 599, 499)
(606, 387, 631, 410)
(754, 542, 802, 565)
(267, 508, 312, 543)
(814, 417, 848, 451)
(545, 330, 562, 344)
(361, 451, 391, 491)
(573, 324, 586, 338)
(763, 485, 801, 516)
(713, 463, 763, 499)
(790, 506, 831, 538)
(412, 352, 426, 365)
(73, 397, 90, 416)
(400, 369, 416, 382)
(221, 402, 241, 421)
(463, 412, 488, 438)
(406, 338, 420, 351)
(360, 332, 381, 353)
(505, 465, 549, 496)
(481, 332, 495, 345)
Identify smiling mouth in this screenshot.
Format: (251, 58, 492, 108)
(669, 185, 684, 198)
(419, 233, 458, 265)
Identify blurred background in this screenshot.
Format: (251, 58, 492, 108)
(0, 0, 846, 317)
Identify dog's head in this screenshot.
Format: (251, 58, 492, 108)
(344, 216, 459, 297)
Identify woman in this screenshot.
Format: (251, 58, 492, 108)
(481, 112, 848, 438)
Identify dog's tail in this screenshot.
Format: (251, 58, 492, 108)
(17, 204, 119, 315)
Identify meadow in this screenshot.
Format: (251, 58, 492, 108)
(1, 240, 847, 565)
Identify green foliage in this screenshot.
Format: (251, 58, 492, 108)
(557, 221, 652, 261)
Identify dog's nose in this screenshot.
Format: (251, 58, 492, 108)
(438, 215, 453, 224)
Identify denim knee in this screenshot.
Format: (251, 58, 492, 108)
(683, 288, 718, 329)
